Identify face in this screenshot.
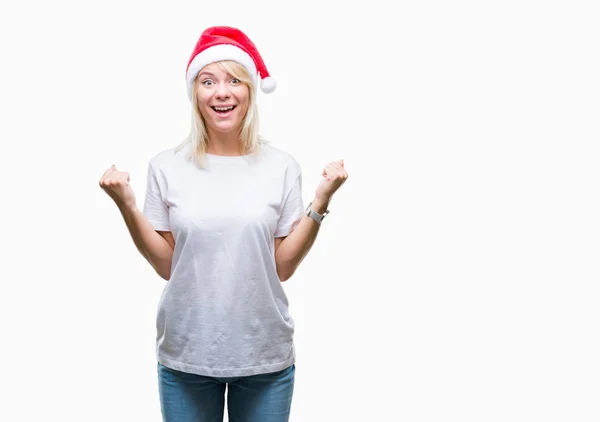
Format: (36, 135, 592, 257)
(195, 62, 250, 135)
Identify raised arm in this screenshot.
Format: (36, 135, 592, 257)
(99, 164, 174, 281)
(275, 159, 348, 281)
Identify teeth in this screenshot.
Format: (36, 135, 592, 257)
(214, 106, 234, 111)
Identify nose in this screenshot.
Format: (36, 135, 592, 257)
(215, 82, 231, 99)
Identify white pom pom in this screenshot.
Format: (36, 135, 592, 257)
(260, 77, 276, 93)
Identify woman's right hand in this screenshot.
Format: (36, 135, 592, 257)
(99, 165, 137, 210)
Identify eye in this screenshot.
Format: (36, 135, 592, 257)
(202, 80, 214, 86)
(231, 78, 241, 84)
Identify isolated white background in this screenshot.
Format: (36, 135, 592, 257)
(1, 0, 598, 421)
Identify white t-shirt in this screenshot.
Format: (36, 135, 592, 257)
(142, 141, 305, 377)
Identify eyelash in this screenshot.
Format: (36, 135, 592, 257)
(202, 78, 241, 86)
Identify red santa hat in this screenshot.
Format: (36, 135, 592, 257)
(185, 26, 276, 100)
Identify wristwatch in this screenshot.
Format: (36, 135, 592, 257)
(305, 202, 330, 224)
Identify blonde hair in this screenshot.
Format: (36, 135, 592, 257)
(175, 60, 265, 168)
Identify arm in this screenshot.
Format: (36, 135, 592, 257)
(274, 197, 329, 282)
(274, 158, 348, 281)
(118, 204, 175, 281)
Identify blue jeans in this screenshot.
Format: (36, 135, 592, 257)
(157, 362, 295, 422)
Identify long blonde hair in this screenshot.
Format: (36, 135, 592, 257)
(175, 60, 265, 168)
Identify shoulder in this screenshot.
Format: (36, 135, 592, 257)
(148, 144, 189, 171)
(260, 142, 301, 174)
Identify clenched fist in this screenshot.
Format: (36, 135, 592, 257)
(315, 159, 349, 203)
(99, 164, 137, 210)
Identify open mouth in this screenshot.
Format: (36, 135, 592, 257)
(211, 105, 236, 114)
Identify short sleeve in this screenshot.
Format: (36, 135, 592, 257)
(142, 162, 170, 231)
(275, 173, 305, 238)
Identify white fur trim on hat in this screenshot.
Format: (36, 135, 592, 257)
(186, 44, 258, 100)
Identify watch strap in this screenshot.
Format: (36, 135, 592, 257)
(306, 202, 330, 224)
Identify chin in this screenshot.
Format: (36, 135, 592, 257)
(211, 122, 240, 133)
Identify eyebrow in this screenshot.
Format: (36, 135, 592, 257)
(198, 71, 216, 78)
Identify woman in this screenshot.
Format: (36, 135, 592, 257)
(99, 26, 348, 422)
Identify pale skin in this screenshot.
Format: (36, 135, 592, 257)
(99, 61, 348, 281)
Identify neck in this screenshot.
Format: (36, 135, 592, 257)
(206, 127, 244, 156)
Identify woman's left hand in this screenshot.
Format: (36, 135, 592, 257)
(315, 159, 349, 203)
